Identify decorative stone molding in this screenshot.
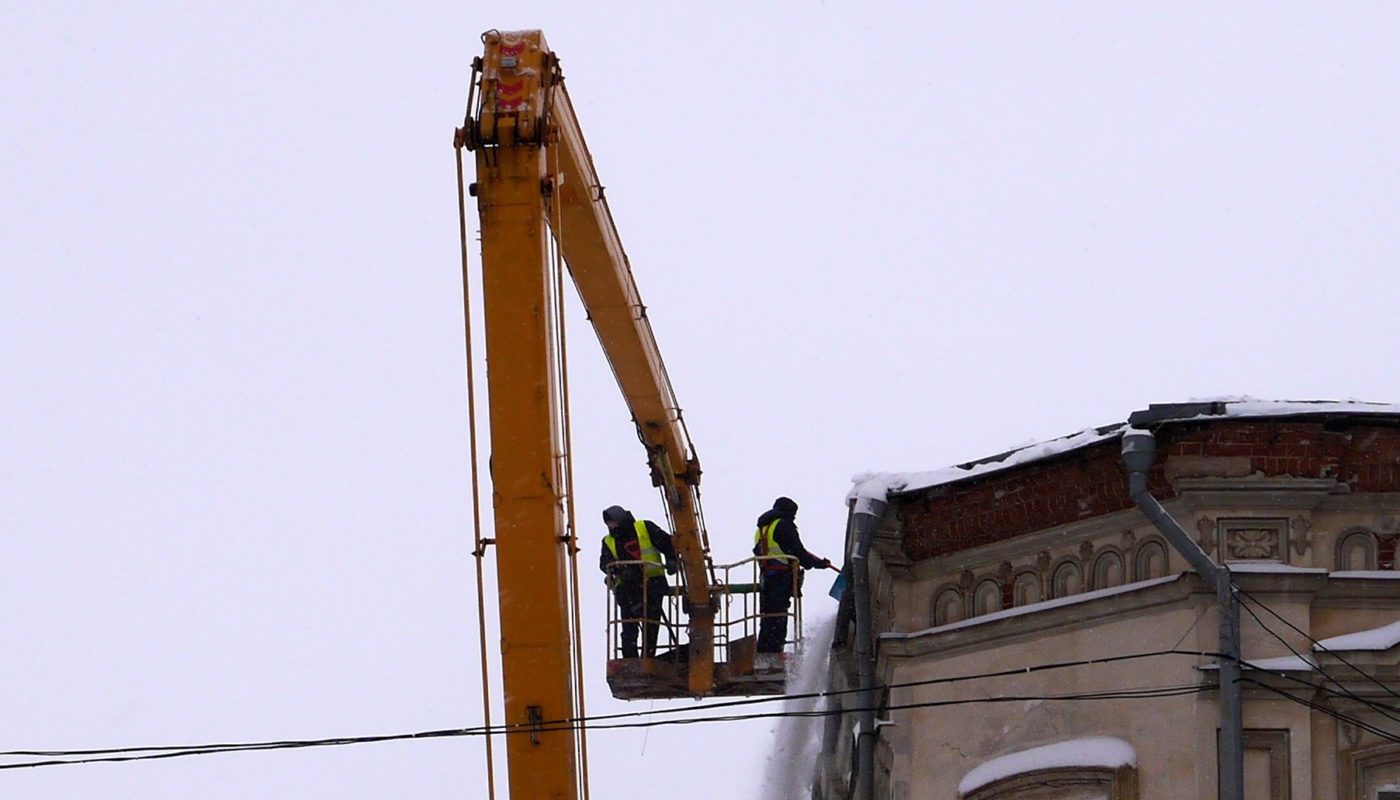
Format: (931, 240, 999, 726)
(1219, 518, 1289, 562)
(1195, 515, 1217, 552)
(1078, 540, 1095, 562)
(963, 765, 1138, 800)
(1288, 514, 1312, 557)
(1174, 476, 1345, 512)
(1120, 528, 1137, 549)
(1235, 729, 1290, 800)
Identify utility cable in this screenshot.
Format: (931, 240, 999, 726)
(1241, 678, 1400, 745)
(548, 130, 593, 800)
(1235, 592, 1400, 727)
(0, 649, 1218, 765)
(454, 131, 497, 800)
(1236, 586, 1400, 702)
(0, 682, 1212, 772)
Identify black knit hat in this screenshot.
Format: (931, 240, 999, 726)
(773, 496, 798, 517)
(602, 505, 629, 524)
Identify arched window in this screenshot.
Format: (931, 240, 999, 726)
(933, 588, 964, 626)
(1134, 540, 1168, 581)
(1337, 529, 1379, 571)
(959, 737, 1138, 800)
(1051, 562, 1082, 598)
(1092, 551, 1124, 590)
(973, 580, 1003, 616)
(1012, 572, 1042, 607)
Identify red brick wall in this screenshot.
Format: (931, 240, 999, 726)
(900, 420, 1400, 562)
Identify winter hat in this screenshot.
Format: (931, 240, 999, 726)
(773, 496, 799, 517)
(602, 505, 629, 524)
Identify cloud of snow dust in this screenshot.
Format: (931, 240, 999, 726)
(760, 612, 838, 800)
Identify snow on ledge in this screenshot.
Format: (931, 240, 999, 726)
(1242, 654, 1317, 672)
(958, 736, 1136, 795)
(1331, 570, 1400, 579)
(1315, 620, 1400, 652)
(882, 575, 1182, 641)
(1224, 562, 1329, 575)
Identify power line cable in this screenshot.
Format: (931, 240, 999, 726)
(1234, 591, 1400, 727)
(1240, 678, 1400, 746)
(0, 683, 1211, 772)
(1, 648, 1218, 762)
(1236, 586, 1400, 702)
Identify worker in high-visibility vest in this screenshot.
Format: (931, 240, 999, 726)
(753, 496, 830, 653)
(599, 505, 679, 659)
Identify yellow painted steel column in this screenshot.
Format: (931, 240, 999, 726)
(476, 138, 580, 799)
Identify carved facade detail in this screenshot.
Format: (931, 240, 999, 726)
(1289, 515, 1312, 557)
(1220, 518, 1289, 562)
(1195, 515, 1217, 552)
(1230, 528, 1280, 560)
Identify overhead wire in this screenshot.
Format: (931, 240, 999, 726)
(546, 103, 593, 800)
(1241, 678, 1400, 745)
(1234, 589, 1400, 728)
(454, 118, 497, 800)
(0, 681, 1213, 772)
(0, 648, 1220, 770)
(1236, 585, 1400, 702)
(30, 590, 1400, 775)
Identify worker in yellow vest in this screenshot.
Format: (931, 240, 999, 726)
(753, 496, 830, 653)
(599, 505, 678, 659)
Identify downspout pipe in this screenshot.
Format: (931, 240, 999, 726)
(848, 493, 887, 800)
(1121, 429, 1243, 800)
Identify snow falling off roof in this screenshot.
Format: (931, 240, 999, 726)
(850, 398, 1400, 503)
(1315, 620, 1400, 652)
(957, 736, 1137, 795)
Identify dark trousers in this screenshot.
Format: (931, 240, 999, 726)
(615, 576, 668, 658)
(757, 569, 795, 653)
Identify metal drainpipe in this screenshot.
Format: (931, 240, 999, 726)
(1121, 429, 1243, 800)
(848, 493, 887, 800)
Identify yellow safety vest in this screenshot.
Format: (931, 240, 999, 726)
(754, 519, 793, 570)
(605, 519, 666, 579)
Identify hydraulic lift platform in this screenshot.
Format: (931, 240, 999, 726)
(603, 562, 805, 700)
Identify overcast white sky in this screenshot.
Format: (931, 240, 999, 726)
(4, 3, 1400, 798)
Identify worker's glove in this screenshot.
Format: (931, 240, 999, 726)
(819, 558, 832, 570)
(665, 560, 678, 575)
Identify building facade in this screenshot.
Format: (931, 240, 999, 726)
(817, 401, 1400, 800)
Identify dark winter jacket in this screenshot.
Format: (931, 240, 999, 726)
(598, 506, 677, 584)
(752, 508, 827, 570)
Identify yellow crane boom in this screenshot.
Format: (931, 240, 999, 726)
(457, 29, 716, 799)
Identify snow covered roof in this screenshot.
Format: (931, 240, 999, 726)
(850, 398, 1400, 502)
(957, 736, 1136, 795)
